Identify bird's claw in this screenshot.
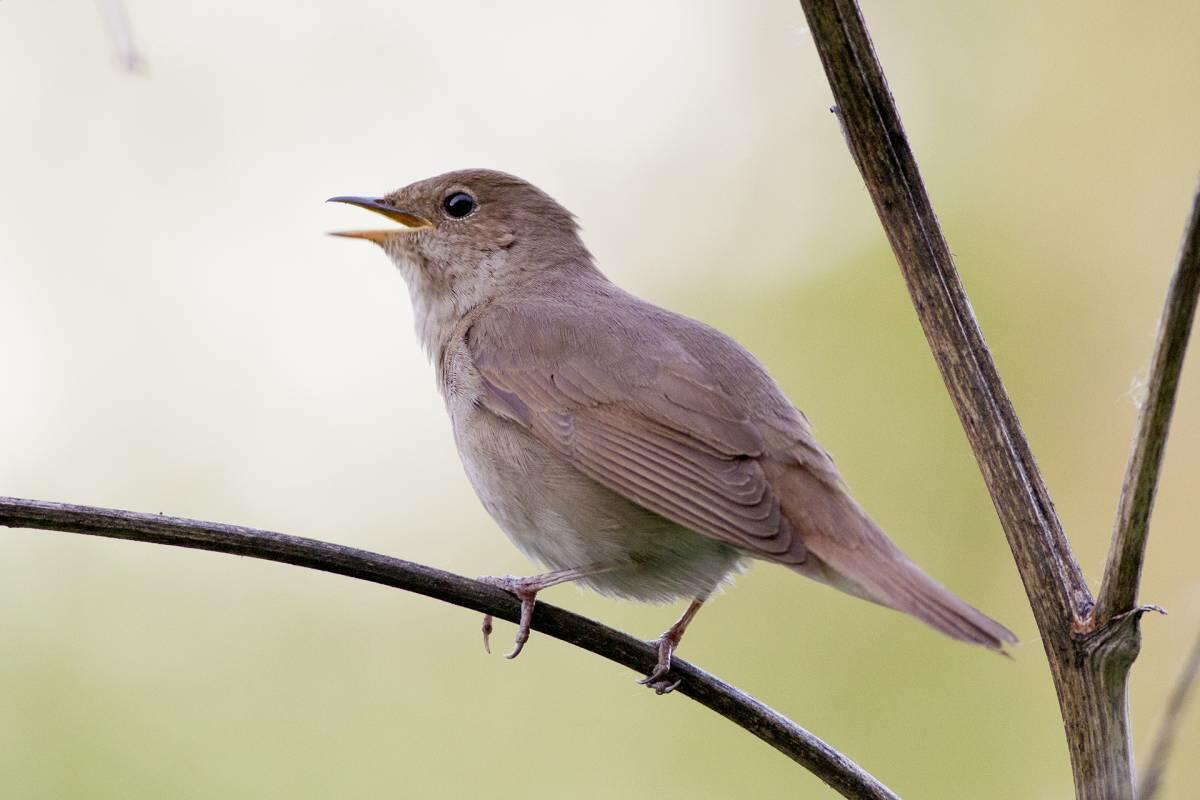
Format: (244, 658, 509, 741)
(481, 614, 494, 654)
(638, 635, 680, 694)
(476, 575, 538, 659)
(643, 677, 683, 695)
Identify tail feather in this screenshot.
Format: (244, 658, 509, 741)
(774, 463, 1017, 650)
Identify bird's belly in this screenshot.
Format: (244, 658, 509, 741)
(451, 404, 743, 602)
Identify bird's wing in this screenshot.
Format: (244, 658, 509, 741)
(466, 295, 808, 563)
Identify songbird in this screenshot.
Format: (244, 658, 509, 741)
(329, 169, 1015, 692)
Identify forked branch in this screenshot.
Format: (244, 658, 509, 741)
(0, 496, 897, 800)
(794, 2, 1200, 799)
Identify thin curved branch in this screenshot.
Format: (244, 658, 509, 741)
(1139, 628, 1200, 800)
(1098, 181, 1200, 623)
(0, 496, 897, 800)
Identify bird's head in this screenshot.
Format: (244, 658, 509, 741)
(329, 169, 596, 353)
(329, 169, 590, 303)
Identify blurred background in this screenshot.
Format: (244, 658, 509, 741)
(2, 1, 1198, 797)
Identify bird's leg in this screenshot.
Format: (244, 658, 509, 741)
(477, 563, 620, 659)
(639, 596, 708, 695)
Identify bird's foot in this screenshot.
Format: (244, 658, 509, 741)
(636, 597, 706, 695)
(638, 633, 682, 695)
(477, 575, 541, 660)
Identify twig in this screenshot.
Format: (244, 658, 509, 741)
(1139, 629, 1200, 800)
(0, 496, 897, 800)
(96, 0, 148, 73)
(1099, 182, 1200, 622)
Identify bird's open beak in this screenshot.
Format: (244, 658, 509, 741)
(326, 196, 433, 242)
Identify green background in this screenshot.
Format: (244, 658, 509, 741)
(2, 1, 1198, 797)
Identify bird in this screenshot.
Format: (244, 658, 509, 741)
(328, 168, 1016, 693)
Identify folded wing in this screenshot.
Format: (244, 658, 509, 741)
(467, 291, 1015, 649)
(468, 300, 808, 564)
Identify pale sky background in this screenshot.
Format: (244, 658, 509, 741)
(2, 2, 1198, 798)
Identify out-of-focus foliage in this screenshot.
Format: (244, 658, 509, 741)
(1, 1, 1197, 797)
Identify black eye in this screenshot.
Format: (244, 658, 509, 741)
(443, 191, 476, 219)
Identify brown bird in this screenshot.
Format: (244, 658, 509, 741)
(329, 169, 1016, 692)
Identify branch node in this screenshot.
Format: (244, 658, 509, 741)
(1114, 604, 1168, 623)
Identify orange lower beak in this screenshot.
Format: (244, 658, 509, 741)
(328, 229, 399, 243)
(326, 196, 433, 242)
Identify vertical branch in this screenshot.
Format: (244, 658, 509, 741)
(1098, 182, 1200, 623)
(792, 1, 1089, 628)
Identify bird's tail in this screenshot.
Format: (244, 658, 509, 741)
(772, 463, 1017, 651)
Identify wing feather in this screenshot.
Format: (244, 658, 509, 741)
(468, 304, 805, 564)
